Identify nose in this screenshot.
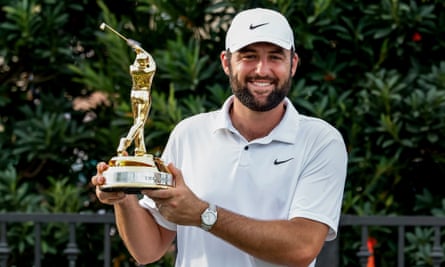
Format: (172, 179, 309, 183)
(254, 57, 271, 76)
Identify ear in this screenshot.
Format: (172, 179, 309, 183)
(220, 51, 230, 75)
(291, 52, 299, 77)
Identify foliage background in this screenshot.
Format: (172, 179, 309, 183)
(0, 0, 444, 266)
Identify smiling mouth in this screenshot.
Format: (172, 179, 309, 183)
(248, 75, 275, 84)
(252, 81, 272, 87)
(248, 78, 277, 92)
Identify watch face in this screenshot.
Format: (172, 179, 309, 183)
(203, 211, 217, 224)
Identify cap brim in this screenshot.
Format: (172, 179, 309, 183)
(229, 37, 293, 52)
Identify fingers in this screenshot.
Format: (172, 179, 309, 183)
(96, 161, 109, 174)
(91, 162, 131, 205)
(91, 162, 109, 186)
(95, 188, 127, 205)
(167, 163, 185, 187)
(91, 175, 104, 186)
(166, 163, 178, 175)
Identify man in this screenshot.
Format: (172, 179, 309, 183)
(92, 8, 347, 267)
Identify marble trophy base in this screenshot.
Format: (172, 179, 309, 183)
(100, 155, 173, 194)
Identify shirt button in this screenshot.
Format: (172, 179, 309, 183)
(244, 146, 249, 151)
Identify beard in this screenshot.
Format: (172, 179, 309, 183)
(228, 72, 292, 112)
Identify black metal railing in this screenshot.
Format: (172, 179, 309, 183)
(0, 213, 115, 267)
(316, 215, 445, 267)
(1, 213, 445, 267)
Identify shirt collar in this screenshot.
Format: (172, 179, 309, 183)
(213, 95, 236, 133)
(269, 98, 299, 144)
(213, 96, 299, 144)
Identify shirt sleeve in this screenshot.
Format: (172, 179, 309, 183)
(139, 196, 177, 231)
(289, 129, 347, 241)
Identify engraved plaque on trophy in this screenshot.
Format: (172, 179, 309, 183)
(98, 23, 173, 193)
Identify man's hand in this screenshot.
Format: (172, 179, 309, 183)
(91, 161, 127, 204)
(142, 163, 207, 227)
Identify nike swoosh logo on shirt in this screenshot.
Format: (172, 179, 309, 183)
(273, 157, 294, 165)
(249, 23, 269, 30)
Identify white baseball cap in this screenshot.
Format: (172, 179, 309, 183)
(225, 8, 295, 52)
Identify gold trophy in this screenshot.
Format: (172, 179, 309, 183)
(98, 23, 173, 193)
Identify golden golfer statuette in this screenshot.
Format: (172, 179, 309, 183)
(98, 23, 173, 193)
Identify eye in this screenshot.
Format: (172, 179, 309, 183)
(270, 54, 285, 61)
(242, 53, 257, 61)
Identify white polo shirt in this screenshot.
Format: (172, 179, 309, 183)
(140, 96, 347, 267)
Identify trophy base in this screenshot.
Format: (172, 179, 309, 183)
(100, 156, 173, 194)
(100, 183, 172, 194)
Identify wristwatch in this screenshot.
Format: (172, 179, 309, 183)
(200, 203, 218, 231)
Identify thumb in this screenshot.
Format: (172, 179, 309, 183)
(167, 163, 185, 187)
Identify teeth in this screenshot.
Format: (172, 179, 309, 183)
(253, 82, 271, 87)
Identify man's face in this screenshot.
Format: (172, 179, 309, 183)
(223, 42, 297, 112)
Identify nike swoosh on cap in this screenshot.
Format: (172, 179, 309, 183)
(249, 23, 269, 30)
